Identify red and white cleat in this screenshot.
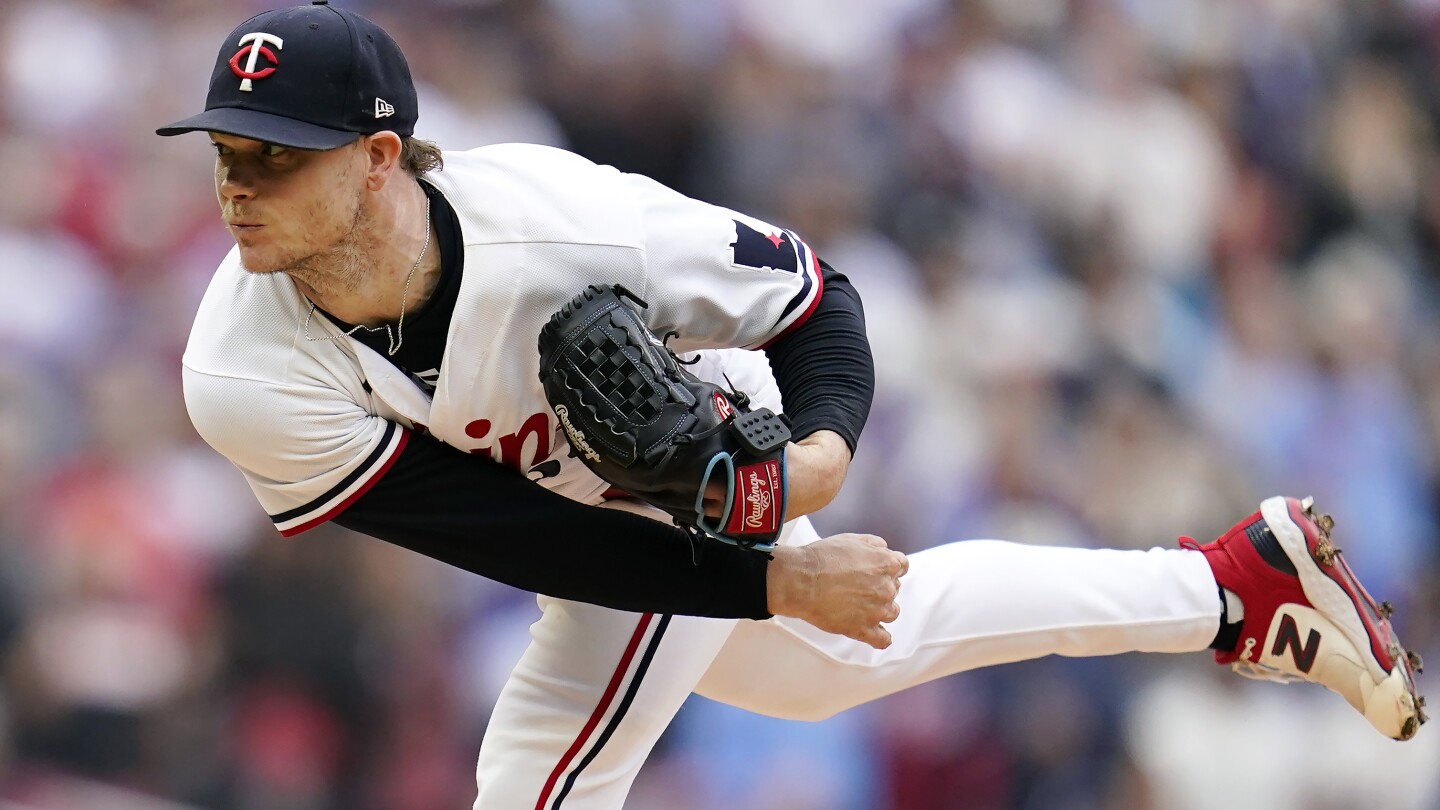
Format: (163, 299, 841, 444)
(1184, 496, 1427, 740)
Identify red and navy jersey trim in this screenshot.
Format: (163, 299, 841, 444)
(271, 420, 409, 537)
(757, 230, 824, 349)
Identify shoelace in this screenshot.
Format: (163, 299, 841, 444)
(1230, 658, 1306, 686)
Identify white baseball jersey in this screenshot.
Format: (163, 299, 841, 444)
(181, 143, 1224, 810)
(182, 143, 823, 537)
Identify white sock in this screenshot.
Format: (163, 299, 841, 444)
(1223, 588, 1244, 623)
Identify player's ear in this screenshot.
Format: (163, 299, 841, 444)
(359, 131, 403, 191)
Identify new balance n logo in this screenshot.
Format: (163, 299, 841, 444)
(1272, 614, 1321, 673)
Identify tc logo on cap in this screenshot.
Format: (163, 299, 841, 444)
(229, 32, 284, 92)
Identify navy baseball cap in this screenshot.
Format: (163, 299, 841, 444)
(156, 1, 417, 149)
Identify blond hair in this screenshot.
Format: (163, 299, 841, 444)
(400, 136, 443, 175)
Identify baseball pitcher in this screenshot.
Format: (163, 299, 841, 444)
(157, 3, 1425, 808)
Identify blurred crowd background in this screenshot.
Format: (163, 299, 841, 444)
(3, 0, 1440, 807)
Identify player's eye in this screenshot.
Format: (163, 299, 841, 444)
(262, 143, 288, 158)
(212, 142, 233, 156)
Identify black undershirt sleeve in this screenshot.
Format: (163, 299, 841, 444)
(762, 260, 876, 454)
(332, 431, 772, 619)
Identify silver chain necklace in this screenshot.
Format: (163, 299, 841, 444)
(304, 194, 432, 357)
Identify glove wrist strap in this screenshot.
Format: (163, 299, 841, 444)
(694, 453, 737, 540)
(719, 455, 786, 542)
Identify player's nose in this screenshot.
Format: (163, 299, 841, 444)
(216, 164, 258, 203)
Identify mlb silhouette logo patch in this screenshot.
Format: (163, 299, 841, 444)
(731, 220, 801, 274)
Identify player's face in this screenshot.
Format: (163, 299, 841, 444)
(211, 133, 368, 275)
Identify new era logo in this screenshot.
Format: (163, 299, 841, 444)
(375, 98, 395, 119)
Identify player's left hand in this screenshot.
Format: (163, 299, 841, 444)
(701, 430, 850, 520)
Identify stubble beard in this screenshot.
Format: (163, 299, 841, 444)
(241, 190, 373, 300)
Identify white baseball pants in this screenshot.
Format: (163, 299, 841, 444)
(472, 508, 1221, 809)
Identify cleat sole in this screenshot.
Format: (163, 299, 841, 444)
(1263, 497, 1423, 740)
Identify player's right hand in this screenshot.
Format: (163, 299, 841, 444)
(767, 533, 909, 650)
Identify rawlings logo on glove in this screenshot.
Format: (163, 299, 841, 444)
(536, 284, 791, 551)
(553, 405, 602, 464)
(731, 458, 782, 534)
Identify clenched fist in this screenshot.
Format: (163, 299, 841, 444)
(767, 533, 909, 649)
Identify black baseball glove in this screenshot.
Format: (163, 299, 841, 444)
(537, 284, 791, 551)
